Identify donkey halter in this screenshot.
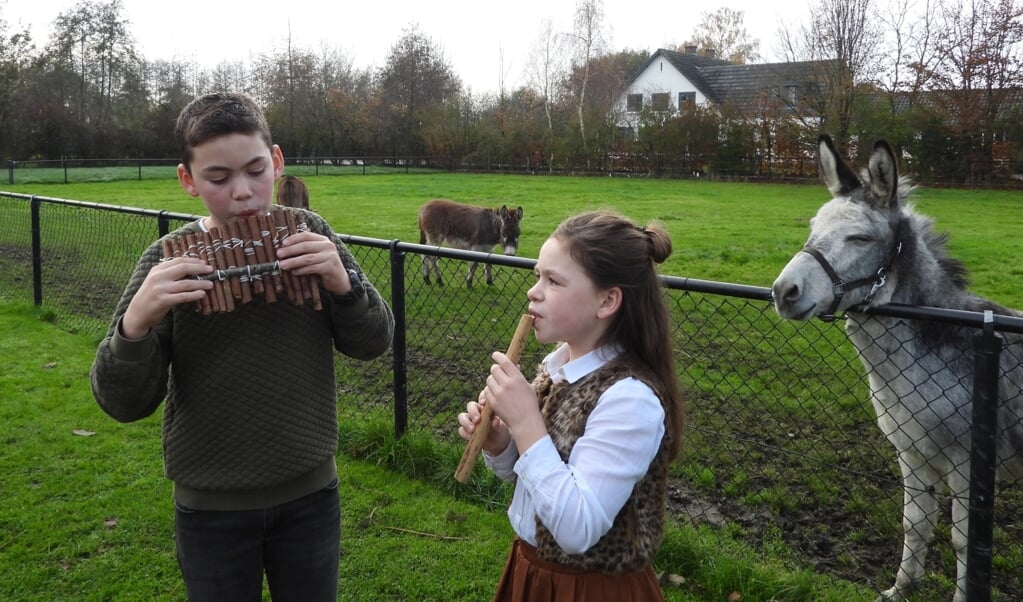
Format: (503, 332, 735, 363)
(801, 241, 903, 322)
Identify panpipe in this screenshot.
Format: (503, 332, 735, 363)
(161, 206, 322, 314)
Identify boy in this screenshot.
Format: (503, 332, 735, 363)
(90, 92, 394, 601)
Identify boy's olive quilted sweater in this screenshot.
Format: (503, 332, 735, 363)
(90, 210, 394, 510)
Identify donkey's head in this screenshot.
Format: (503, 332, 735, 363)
(497, 205, 524, 256)
(772, 135, 911, 321)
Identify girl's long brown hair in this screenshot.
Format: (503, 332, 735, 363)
(552, 210, 685, 460)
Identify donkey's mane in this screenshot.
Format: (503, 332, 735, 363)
(898, 201, 971, 295)
(889, 193, 999, 353)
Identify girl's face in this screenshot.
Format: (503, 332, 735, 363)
(177, 132, 284, 231)
(527, 236, 618, 360)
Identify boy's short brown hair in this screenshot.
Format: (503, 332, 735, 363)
(175, 92, 273, 171)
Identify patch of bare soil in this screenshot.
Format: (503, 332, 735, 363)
(666, 477, 897, 588)
(665, 468, 1023, 601)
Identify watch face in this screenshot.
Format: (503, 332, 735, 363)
(346, 270, 363, 297)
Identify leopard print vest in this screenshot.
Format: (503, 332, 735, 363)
(532, 357, 673, 573)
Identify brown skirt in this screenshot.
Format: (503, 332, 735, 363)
(491, 538, 664, 602)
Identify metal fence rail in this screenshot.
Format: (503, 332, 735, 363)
(4, 157, 440, 185)
(2, 191, 1021, 600)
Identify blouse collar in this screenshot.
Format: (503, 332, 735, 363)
(548, 344, 621, 385)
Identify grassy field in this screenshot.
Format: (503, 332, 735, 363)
(7, 172, 1023, 305)
(2, 172, 1021, 601)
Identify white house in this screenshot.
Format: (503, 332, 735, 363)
(613, 47, 839, 139)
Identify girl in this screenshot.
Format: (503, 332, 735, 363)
(457, 210, 685, 601)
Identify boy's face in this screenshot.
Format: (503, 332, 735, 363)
(177, 132, 284, 230)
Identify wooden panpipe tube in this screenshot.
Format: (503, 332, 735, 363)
(235, 218, 264, 296)
(245, 215, 276, 304)
(269, 208, 302, 305)
(202, 229, 235, 312)
(454, 314, 535, 483)
(256, 213, 286, 298)
(283, 208, 322, 310)
(225, 220, 252, 303)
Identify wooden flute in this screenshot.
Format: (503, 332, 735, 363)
(454, 314, 535, 483)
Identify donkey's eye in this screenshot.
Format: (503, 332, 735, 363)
(846, 235, 872, 244)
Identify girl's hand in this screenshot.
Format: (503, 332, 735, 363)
(457, 392, 512, 456)
(122, 257, 213, 339)
(482, 351, 546, 452)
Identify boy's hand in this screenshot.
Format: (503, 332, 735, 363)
(122, 257, 213, 339)
(275, 231, 351, 295)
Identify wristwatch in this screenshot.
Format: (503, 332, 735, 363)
(335, 268, 365, 304)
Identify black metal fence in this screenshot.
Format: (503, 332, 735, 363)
(7, 156, 1023, 188)
(1, 191, 1021, 601)
(3, 157, 440, 185)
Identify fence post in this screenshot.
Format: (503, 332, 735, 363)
(8, 160, 13, 185)
(30, 196, 43, 306)
(157, 211, 171, 237)
(967, 310, 1002, 602)
(389, 240, 408, 438)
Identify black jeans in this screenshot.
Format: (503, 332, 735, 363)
(174, 479, 340, 602)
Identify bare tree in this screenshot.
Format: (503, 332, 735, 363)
(376, 23, 461, 156)
(313, 45, 372, 156)
(0, 11, 33, 157)
(690, 8, 762, 63)
(47, 0, 142, 155)
(779, 0, 883, 146)
(567, 0, 609, 162)
(525, 19, 568, 171)
(877, 0, 941, 96)
(206, 59, 249, 96)
(930, 0, 1023, 178)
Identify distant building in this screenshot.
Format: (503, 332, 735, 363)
(613, 47, 840, 139)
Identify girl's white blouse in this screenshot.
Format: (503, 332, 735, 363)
(484, 343, 665, 553)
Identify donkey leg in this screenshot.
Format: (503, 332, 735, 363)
(465, 261, 478, 288)
(425, 256, 444, 286)
(422, 256, 433, 285)
(484, 262, 494, 285)
(948, 462, 970, 602)
(879, 455, 941, 601)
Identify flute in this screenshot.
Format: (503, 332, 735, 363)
(454, 314, 535, 483)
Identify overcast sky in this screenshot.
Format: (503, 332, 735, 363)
(9, 0, 808, 94)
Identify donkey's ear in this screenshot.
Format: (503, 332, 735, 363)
(867, 140, 899, 210)
(817, 135, 861, 196)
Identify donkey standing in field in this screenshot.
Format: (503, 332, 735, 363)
(418, 199, 523, 287)
(276, 174, 310, 209)
(772, 135, 1023, 601)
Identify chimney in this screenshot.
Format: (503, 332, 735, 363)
(704, 48, 717, 59)
(684, 45, 697, 55)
